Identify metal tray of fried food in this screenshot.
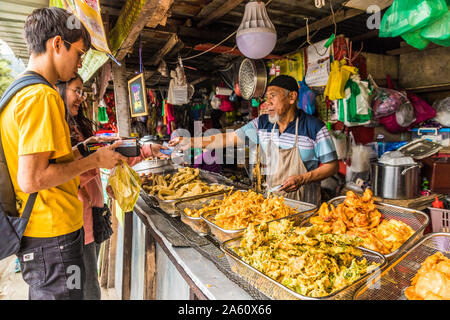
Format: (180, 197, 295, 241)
(353, 233, 450, 300)
(194, 191, 317, 243)
(301, 196, 429, 261)
(175, 192, 242, 237)
(141, 167, 234, 217)
(221, 225, 387, 300)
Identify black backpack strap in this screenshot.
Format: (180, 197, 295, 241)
(0, 71, 54, 223)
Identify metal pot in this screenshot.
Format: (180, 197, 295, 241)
(370, 161, 421, 200)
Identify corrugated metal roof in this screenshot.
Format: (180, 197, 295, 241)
(0, 0, 48, 64)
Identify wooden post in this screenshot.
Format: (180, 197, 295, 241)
(112, 60, 132, 137)
(121, 212, 133, 300)
(143, 229, 156, 300)
(107, 205, 119, 289)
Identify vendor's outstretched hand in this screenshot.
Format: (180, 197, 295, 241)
(168, 136, 191, 151)
(279, 174, 308, 193)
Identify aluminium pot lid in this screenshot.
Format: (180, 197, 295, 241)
(397, 138, 443, 160)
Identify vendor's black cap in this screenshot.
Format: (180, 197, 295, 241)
(268, 75, 299, 93)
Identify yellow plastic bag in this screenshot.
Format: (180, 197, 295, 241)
(108, 161, 142, 212)
(324, 59, 358, 100)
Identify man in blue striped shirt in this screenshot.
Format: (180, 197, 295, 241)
(170, 75, 338, 204)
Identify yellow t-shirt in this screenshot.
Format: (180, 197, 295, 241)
(0, 83, 83, 237)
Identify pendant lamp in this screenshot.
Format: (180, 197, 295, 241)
(236, 1, 277, 59)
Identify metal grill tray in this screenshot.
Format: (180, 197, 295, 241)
(353, 233, 450, 300)
(141, 168, 235, 217)
(190, 192, 317, 243)
(301, 196, 429, 261)
(220, 223, 387, 300)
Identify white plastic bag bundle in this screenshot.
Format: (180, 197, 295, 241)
(433, 97, 450, 127)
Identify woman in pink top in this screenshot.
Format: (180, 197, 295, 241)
(57, 74, 167, 299)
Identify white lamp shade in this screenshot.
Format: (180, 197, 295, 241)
(236, 1, 277, 59)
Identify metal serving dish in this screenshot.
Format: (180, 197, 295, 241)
(197, 192, 317, 243)
(175, 194, 228, 236)
(301, 196, 429, 261)
(141, 168, 234, 217)
(221, 226, 387, 300)
(353, 233, 450, 300)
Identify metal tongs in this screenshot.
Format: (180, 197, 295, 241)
(266, 184, 282, 197)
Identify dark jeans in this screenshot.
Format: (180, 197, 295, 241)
(17, 228, 85, 300)
(82, 241, 101, 300)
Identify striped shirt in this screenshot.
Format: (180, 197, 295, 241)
(235, 109, 337, 172)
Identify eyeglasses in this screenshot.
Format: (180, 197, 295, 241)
(67, 87, 87, 100)
(63, 39, 87, 61)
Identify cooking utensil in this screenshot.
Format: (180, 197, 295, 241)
(353, 233, 450, 300)
(221, 222, 386, 300)
(199, 195, 316, 243)
(301, 196, 429, 261)
(370, 160, 421, 199)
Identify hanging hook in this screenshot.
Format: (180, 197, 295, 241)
(315, 0, 326, 8)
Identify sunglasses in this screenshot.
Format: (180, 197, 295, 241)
(63, 39, 87, 61)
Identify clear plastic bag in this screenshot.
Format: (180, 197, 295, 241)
(380, 0, 447, 38)
(108, 161, 142, 212)
(433, 97, 450, 127)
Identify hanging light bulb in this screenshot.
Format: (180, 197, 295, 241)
(236, 1, 277, 59)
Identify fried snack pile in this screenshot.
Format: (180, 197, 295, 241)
(184, 199, 222, 218)
(405, 252, 450, 300)
(201, 190, 298, 230)
(310, 189, 414, 255)
(234, 220, 379, 298)
(142, 167, 229, 200)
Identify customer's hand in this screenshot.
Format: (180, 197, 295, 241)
(93, 140, 127, 169)
(279, 174, 309, 193)
(148, 143, 170, 159)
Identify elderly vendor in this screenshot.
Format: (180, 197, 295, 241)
(170, 75, 338, 205)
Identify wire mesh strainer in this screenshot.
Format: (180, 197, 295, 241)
(353, 233, 450, 300)
(301, 196, 430, 260)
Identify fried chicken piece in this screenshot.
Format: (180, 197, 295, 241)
(353, 212, 370, 228)
(361, 188, 373, 202)
(406, 252, 450, 300)
(318, 202, 334, 222)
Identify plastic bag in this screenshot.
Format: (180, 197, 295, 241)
(380, 0, 447, 38)
(407, 91, 436, 126)
(338, 74, 372, 126)
(433, 97, 450, 126)
(402, 28, 431, 50)
(324, 59, 358, 101)
(108, 161, 142, 212)
(421, 7, 450, 46)
(298, 79, 315, 115)
(368, 75, 409, 119)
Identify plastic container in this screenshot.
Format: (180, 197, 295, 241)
(410, 127, 450, 147)
(428, 207, 450, 233)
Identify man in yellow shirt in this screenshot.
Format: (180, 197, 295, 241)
(0, 8, 127, 299)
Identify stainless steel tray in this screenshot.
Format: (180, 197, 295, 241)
(142, 168, 234, 217)
(353, 233, 450, 300)
(301, 196, 429, 261)
(221, 228, 387, 300)
(175, 192, 243, 236)
(196, 192, 317, 243)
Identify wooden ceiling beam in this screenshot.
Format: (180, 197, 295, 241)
(197, 0, 245, 28)
(148, 33, 179, 66)
(278, 8, 364, 45)
(114, 0, 174, 62)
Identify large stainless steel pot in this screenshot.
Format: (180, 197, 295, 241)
(370, 161, 421, 199)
